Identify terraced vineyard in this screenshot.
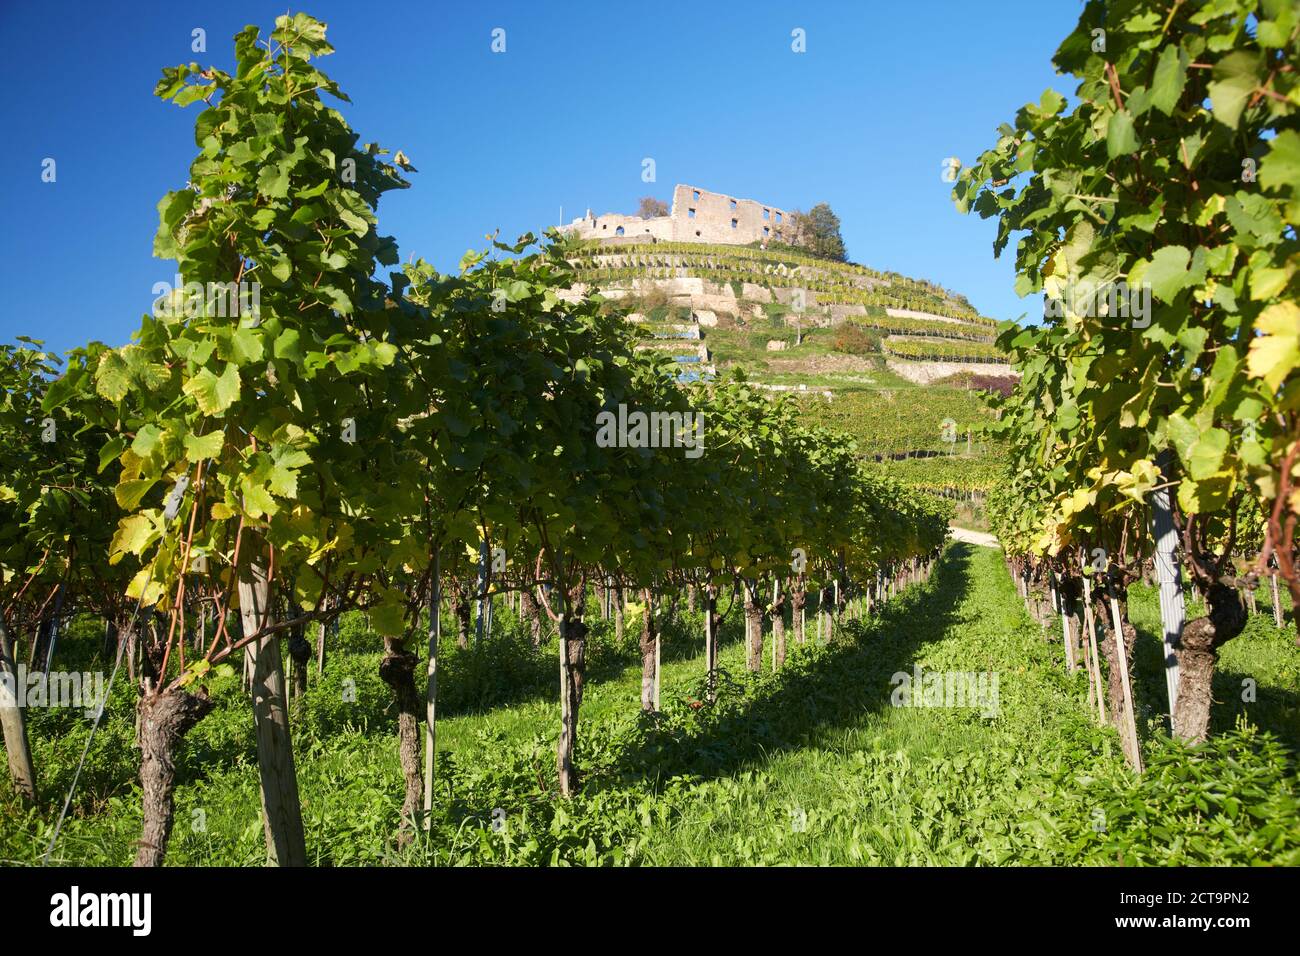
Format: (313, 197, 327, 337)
(567, 231, 1013, 500)
(565, 232, 1012, 498)
(884, 337, 1009, 364)
(794, 385, 998, 459)
(843, 309, 996, 343)
(568, 241, 995, 321)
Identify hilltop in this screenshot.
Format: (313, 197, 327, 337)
(562, 236, 1013, 522)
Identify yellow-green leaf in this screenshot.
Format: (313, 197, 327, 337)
(1246, 302, 1300, 392)
(184, 430, 225, 462)
(111, 513, 157, 557)
(184, 362, 242, 415)
(115, 478, 157, 510)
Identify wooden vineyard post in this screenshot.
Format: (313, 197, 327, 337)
(1080, 567, 1106, 726)
(238, 551, 308, 866)
(557, 611, 573, 795)
(1106, 584, 1144, 774)
(652, 591, 661, 712)
(1148, 472, 1184, 718)
(1047, 578, 1059, 642)
(644, 587, 665, 712)
(1080, 604, 1096, 716)
(832, 578, 840, 640)
(771, 579, 778, 673)
(423, 549, 441, 824)
(42, 584, 66, 673)
(816, 587, 822, 643)
(316, 614, 327, 676)
(475, 538, 488, 647)
(1058, 575, 1077, 672)
(704, 586, 716, 704)
(1270, 557, 1284, 628)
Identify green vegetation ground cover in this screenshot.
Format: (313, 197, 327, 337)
(696, 326, 1006, 490)
(5, 545, 1294, 866)
(868, 455, 1003, 495)
(795, 386, 1000, 457)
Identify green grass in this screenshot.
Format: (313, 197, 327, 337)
(3, 546, 1296, 866)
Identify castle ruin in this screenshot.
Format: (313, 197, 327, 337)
(560, 184, 791, 246)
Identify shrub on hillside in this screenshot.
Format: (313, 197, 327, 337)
(932, 371, 1017, 397)
(831, 322, 882, 356)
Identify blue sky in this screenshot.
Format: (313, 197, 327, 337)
(0, 0, 1084, 358)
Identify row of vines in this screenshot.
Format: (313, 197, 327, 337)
(883, 338, 1010, 363)
(956, 0, 1298, 767)
(569, 240, 993, 322)
(571, 263, 986, 320)
(0, 14, 953, 866)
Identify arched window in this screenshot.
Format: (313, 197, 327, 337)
(616, 226, 625, 236)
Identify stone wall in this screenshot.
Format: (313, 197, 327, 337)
(667, 184, 789, 245)
(886, 359, 1020, 386)
(569, 211, 676, 241)
(559, 184, 789, 247)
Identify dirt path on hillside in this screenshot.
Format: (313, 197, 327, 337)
(949, 526, 999, 548)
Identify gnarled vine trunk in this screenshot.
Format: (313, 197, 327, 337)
(520, 587, 542, 646)
(744, 579, 763, 672)
(639, 589, 657, 712)
(287, 630, 311, 703)
(556, 616, 588, 797)
(134, 686, 214, 867)
(452, 583, 471, 650)
(379, 634, 423, 844)
(1171, 582, 1246, 744)
(0, 617, 36, 804)
(791, 580, 806, 644)
(614, 586, 625, 643)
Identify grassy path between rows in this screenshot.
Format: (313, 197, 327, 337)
(4, 544, 1297, 865)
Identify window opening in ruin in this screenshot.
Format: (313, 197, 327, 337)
(730, 199, 737, 210)
(730, 218, 738, 229)
(688, 208, 696, 219)
(763, 208, 770, 219)
(693, 190, 700, 201)
(776, 212, 783, 223)
(763, 226, 770, 236)
(616, 226, 624, 236)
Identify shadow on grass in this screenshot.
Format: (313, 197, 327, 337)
(597, 544, 977, 793)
